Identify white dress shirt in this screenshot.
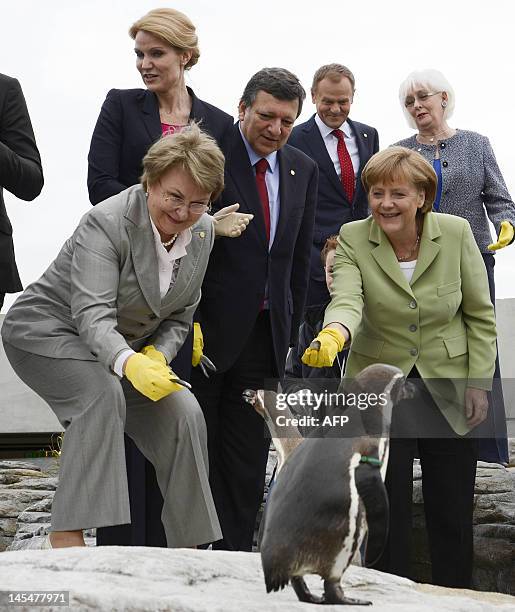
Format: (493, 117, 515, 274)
(315, 114, 359, 184)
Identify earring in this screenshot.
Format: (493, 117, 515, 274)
(441, 100, 447, 108)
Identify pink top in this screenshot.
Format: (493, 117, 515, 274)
(161, 123, 187, 136)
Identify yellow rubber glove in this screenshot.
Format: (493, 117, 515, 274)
(140, 345, 167, 366)
(488, 220, 515, 251)
(302, 328, 346, 368)
(192, 322, 203, 367)
(124, 353, 183, 401)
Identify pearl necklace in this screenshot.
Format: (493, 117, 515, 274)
(162, 234, 178, 248)
(395, 234, 420, 261)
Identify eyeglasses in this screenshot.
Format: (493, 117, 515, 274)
(159, 181, 211, 214)
(404, 91, 442, 108)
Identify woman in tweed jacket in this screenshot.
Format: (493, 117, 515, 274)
(394, 68, 515, 464)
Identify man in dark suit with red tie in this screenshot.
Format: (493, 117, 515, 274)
(289, 64, 379, 306)
(191, 67, 318, 551)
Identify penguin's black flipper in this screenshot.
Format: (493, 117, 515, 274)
(354, 462, 389, 567)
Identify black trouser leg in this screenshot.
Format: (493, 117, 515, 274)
(192, 311, 275, 551)
(419, 435, 477, 588)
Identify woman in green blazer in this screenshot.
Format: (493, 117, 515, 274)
(303, 147, 497, 588)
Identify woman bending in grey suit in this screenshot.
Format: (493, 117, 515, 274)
(1, 125, 224, 549)
(394, 68, 515, 465)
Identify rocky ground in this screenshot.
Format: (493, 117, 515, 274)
(1, 441, 514, 597)
(0, 546, 514, 612)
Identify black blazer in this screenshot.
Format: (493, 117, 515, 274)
(87, 87, 233, 205)
(289, 115, 378, 293)
(197, 124, 318, 376)
(0, 74, 44, 294)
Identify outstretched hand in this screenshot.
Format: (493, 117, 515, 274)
(213, 203, 254, 237)
(302, 327, 346, 368)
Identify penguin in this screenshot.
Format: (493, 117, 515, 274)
(254, 364, 412, 605)
(243, 388, 303, 473)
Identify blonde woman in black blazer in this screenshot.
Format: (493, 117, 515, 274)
(86, 8, 237, 548)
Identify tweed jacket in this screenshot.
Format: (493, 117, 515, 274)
(1, 185, 214, 371)
(394, 130, 515, 252)
(324, 212, 497, 434)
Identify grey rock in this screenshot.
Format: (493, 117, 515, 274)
(0, 461, 42, 471)
(4, 476, 57, 491)
(17, 510, 52, 524)
(0, 547, 513, 611)
(0, 468, 45, 484)
(0, 489, 53, 517)
(412, 461, 515, 594)
(23, 496, 54, 513)
(13, 522, 50, 540)
(0, 517, 17, 537)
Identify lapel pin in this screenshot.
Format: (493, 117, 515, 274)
(363, 133, 368, 138)
(290, 169, 295, 176)
(199, 231, 206, 238)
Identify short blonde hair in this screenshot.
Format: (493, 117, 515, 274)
(129, 8, 200, 69)
(361, 147, 437, 213)
(141, 124, 225, 201)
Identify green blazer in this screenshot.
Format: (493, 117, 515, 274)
(324, 212, 497, 435)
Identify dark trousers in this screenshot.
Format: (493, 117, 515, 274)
(96, 331, 193, 547)
(191, 311, 275, 551)
(478, 253, 508, 464)
(373, 375, 477, 588)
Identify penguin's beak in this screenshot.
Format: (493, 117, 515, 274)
(355, 461, 389, 567)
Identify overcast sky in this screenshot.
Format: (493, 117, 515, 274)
(2, 0, 515, 312)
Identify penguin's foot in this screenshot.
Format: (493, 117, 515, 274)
(322, 581, 372, 606)
(291, 577, 324, 604)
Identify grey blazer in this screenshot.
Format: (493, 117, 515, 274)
(394, 130, 515, 252)
(1, 185, 214, 371)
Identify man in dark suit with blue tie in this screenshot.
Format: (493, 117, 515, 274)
(191, 67, 318, 551)
(289, 64, 379, 306)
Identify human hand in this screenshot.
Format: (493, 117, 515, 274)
(301, 326, 347, 368)
(124, 353, 184, 401)
(140, 344, 167, 366)
(487, 221, 515, 251)
(192, 322, 203, 367)
(213, 203, 254, 237)
(191, 322, 217, 377)
(465, 387, 488, 429)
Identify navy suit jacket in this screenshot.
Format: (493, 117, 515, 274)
(197, 124, 318, 376)
(87, 87, 233, 205)
(289, 115, 378, 303)
(0, 74, 44, 294)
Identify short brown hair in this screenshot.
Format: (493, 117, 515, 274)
(129, 8, 200, 70)
(311, 63, 355, 94)
(321, 235, 338, 264)
(141, 124, 225, 201)
(361, 147, 437, 213)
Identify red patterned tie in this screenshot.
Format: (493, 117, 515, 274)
(255, 158, 270, 241)
(332, 129, 355, 202)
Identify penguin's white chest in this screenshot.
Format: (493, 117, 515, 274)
(329, 452, 363, 579)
